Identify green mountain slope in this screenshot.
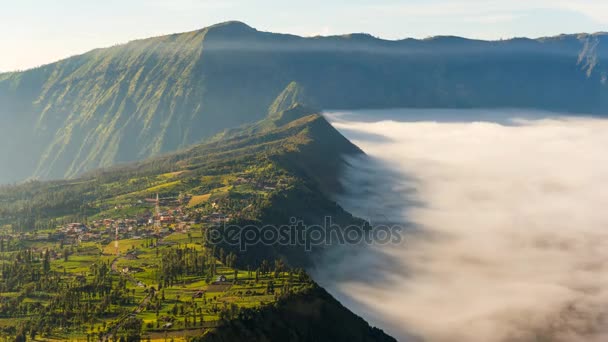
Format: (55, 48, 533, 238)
(0, 22, 291, 182)
(0, 106, 394, 341)
(2, 21, 607, 183)
(0, 106, 361, 264)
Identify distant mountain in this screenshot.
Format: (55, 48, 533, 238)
(1, 21, 607, 183)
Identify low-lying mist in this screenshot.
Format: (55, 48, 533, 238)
(314, 109, 608, 342)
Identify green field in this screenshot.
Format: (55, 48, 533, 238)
(0, 230, 311, 341)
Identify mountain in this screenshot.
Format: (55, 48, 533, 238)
(0, 105, 362, 265)
(1, 21, 607, 183)
(0, 106, 394, 341)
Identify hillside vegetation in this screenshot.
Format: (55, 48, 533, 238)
(196, 285, 396, 342)
(0, 105, 361, 265)
(0, 107, 397, 341)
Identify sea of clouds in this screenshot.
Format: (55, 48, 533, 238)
(314, 109, 608, 342)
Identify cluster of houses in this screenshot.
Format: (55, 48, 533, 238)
(48, 201, 201, 243)
(19, 190, 243, 248)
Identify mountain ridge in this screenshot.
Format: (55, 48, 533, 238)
(0, 107, 368, 298)
(1, 21, 607, 184)
(0, 105, 395, 341)
(5, 21, 608, 73)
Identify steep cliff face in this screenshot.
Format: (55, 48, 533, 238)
(1, 21, 607, 183)
(0, 22, 285, 182)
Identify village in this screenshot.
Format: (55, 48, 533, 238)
(18, 191, 235, 250)
(0, 163, 311, 341)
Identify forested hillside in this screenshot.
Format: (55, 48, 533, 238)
(196, 285, 396, 342)
(0, 105, 397, 341)
(0, 104, 361, 266)
(1, 21, 607, 183)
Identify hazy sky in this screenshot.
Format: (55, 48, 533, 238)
(2, 0, 608, 72)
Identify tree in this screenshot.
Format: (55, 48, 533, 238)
(43, 249, 51, 273)
(117, 316, 143, 342)
(274, 259, 285, 278)
(219, 248, 225, 264)
(261, 260, 269, 275)
(266, 281, 275, 294)
(15, 327, 26, 342)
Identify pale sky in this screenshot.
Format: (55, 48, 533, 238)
(1, 0, 607, 72)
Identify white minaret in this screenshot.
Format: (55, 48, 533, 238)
(115, 225, 119, 256)
(154, 193, 161, 233)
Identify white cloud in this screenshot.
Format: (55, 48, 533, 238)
(316, 110, 608, 342)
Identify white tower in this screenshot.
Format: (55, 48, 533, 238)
(115, 225, 119, 256)
(154, 193, 161, 234)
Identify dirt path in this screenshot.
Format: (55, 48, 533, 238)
(103, 233, 177, 340)
(103, 255, 151, 341)
(110, 257, 119, 272)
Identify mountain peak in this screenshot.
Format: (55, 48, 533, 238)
(206, 20, 256, 34)
(268, 81, 316, 118)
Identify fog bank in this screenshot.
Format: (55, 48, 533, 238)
(314, 110, 608, 342)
